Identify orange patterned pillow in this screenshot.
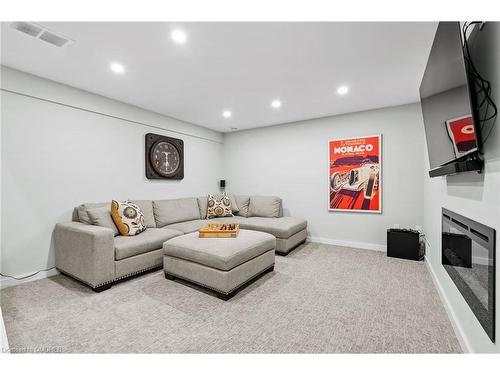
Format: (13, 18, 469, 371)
(111, 200, 146, 236)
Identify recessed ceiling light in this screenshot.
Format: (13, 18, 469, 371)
(110, 62, 125, 74)
(171, 29, 187, 44)
(271, 100, 282, 108)
(222, 110, 232, 118)
(337, 85, 349, 95)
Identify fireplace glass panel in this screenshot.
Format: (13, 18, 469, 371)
(442, 208, 495, 342)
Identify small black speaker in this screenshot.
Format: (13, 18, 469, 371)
(387, 229, 422, 261)
(220, 180, 226, 189)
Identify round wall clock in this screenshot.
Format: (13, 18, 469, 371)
(145, 133, 184, 180)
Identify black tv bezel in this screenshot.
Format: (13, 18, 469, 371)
(429, 155, 483, 177)
(421, 22, 484, 177)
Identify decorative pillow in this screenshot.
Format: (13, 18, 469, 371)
(111, 200, 147, 236)
(206, 193, 233, 219)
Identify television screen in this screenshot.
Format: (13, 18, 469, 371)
(420, 22, 479, 170)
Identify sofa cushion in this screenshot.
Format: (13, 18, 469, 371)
(248, 196, 282, 218)
(76, 202, 108, 224)
(115, 228, 183, 260)
(111, 200, 147, 236)
(209, 216, 247, 224)
(206, 193, 233, 219)
(153, 198, 200, 227)
(87, 206, 120, 236)
(131, 200, 156, 228)
(239, 217, 307, 239)
(235, 195, 250, 217)
(165, 219, 209, 234)
(163, 229, 276, 271)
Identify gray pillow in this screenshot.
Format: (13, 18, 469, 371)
(197, 196, 208, 219)
(77, 202, 109, 224)
(248, 196, 282, 218)
(228, 194, 239, 213)
(131, 200, 156, 228)
(235, 195, 250, 217)
(87, 206, 120, 236)
(153, 198, 201, 227)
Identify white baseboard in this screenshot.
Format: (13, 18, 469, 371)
(0, 268, 59, 289)
(425, 256, 471, 353)
(307, 236, 386, 252)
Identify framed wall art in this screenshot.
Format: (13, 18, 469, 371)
(328, 135, 382, 213)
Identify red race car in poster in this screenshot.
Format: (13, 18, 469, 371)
(328, 135, 381, 213)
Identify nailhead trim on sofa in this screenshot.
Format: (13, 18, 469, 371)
(63, 263, 163, 289)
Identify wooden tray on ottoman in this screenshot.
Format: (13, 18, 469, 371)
(199, 223, 240, 238)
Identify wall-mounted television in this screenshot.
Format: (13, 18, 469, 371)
(420, 22, 484, 177)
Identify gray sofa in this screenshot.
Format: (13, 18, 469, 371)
(54, 195, 307, 292)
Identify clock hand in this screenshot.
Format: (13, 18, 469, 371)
(162, 151, 170, 169)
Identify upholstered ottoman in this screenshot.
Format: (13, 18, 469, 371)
(162, 229, 276, 300)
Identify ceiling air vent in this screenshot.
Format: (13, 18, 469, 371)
(39, 30, 70, 47)
(10, 22, 73, 48)
(10, 22, 42, 37)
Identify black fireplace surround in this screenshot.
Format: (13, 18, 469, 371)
(442, 208, 496, 342)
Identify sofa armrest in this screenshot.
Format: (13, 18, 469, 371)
(54, 222, 115, 288)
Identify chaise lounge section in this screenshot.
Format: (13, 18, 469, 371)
(54, 195, 307, 291)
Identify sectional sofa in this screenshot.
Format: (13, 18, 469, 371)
(54, 195, 307, 292)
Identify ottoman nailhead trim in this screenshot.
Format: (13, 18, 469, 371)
(165, 263, 275, 296)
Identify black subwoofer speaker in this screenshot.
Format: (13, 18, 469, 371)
(387, 229, 423, 261)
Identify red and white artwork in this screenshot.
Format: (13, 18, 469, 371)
(328, 135, 382, 213)
(445, 115, 478, 159)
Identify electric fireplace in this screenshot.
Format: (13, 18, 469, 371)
(442, 208, 496, 342)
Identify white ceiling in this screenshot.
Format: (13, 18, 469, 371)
(1, 22, 437, 132)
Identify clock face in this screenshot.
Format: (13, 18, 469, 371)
(150, 141, 181, 177)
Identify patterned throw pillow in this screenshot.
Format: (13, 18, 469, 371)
(111, 200, 147, 236)
(206, 193, 233, 219)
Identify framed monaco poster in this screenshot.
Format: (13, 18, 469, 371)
(445, 115, 478, 159)
(328, 135, 382, 213)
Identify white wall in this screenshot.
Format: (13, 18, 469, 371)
(0, 309, 8, 352)
(0, 65, 6, 352)
(1, 66, 224, 282)
(422, 23, 500, 353)
(223, 103, 425, 250)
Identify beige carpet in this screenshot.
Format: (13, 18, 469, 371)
(1, 242, 461, 353)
